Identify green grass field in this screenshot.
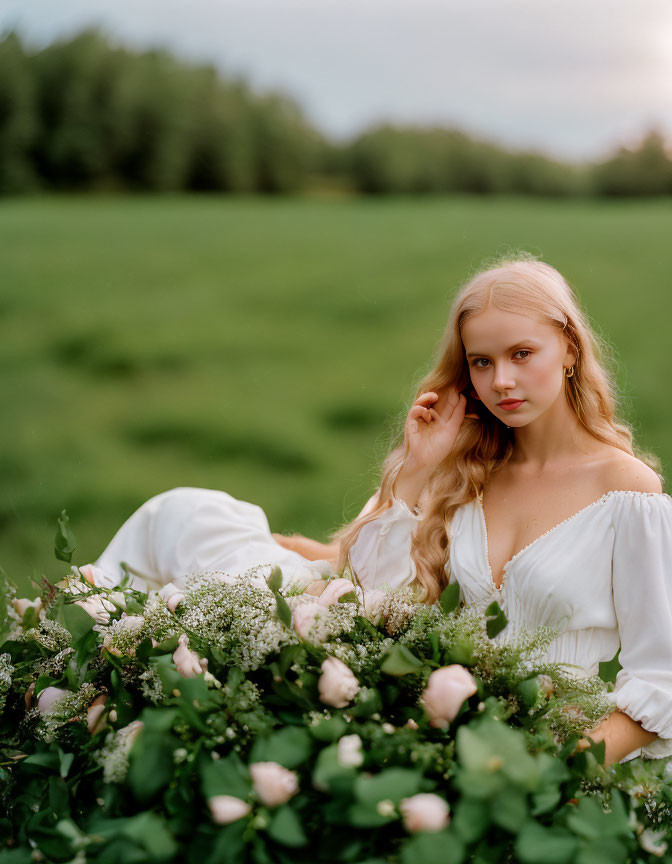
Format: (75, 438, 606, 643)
(2, 194, 670, 594)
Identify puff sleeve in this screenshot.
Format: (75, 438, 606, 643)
(610, 492, 672, 759)
(348, 494, 423, 591)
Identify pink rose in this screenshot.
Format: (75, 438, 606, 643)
(76, 593, 116, 625)
(124, 720, 144, 746)
(318, 578, 356, 607)
(419, 665, 478, 729)
(337, 733, 364, 767)
(208, 795, 252, 824)
(361, 588, 387, 626)
(74, 563, 118, 589)
(250, 761, 299, 807)
(172, 633, 208, 678)
(292, 600, 327, 641)
(399, 793, 450, 832)
(36, 686, 69, 714)
(158, 582, 185, 613)
(12, 597, 42, 619)
(318, 656, 361, 708)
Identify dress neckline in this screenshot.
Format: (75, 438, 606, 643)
(474, 488, 671, 593)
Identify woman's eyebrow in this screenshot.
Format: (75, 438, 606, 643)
(465, 339, 541, 359)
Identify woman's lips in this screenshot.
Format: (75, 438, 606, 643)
(498, 400, 525, 411)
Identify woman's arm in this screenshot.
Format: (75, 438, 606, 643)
(573, 709, 660, 766)
(271, 489, 382, 563)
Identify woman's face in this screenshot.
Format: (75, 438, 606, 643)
(460, 306, 575, 428)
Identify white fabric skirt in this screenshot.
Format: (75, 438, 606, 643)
(91, 486, 337, 593)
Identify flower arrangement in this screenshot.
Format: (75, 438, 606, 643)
(1, 513, 671, 863)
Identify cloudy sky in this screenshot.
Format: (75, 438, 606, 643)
(2, 0, 671, 161)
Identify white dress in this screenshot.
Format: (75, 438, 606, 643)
(89, 486, 338, 594)
(348, 489, 672, 762)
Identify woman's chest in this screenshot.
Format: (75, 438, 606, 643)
(447, 496, 617, 624)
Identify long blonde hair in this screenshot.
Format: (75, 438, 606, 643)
(330, 252, 663, 605)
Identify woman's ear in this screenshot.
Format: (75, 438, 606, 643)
(563, 335, 579, 367)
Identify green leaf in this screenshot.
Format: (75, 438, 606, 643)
(565, 790, 630, 840)
(440, 581, 460, 614)
(401, 830, 464, 864)
(200, 751, 251, 800)
(312, 743, 357, 796)
(54, 510, 76, 563)
(204, 820, 247, 864)
(275, 592, 292, 629)
(516, 677, 541, 710)
(490, 787, 528, 833)
(451, 797, 490, 843)
(575, 837, 628, 864)
(307, 715, 349, 742)
(427, 629, 440, 662)
(89, 812, 178, 860)
(266, 566, 283, 594)
(127, 731, 177, 802)
(250, 726, 313, 770)
(348, 686, 383, 718)
(337, 591, 358, 604)
(380, 643, 424, 676)
(0, 847, 34, 863)
(122, 811, 177, 859)
(57, 748, 75, 779)
(265, 804, 308, 848)
(354, 767, 423, 807)
(0, 568, 19, 649)
(455, 716, 540, 789)
(515, 820, 579, 864)
(484, 600, 508, 638)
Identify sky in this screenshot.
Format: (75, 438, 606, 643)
(2, 0, 672, 162)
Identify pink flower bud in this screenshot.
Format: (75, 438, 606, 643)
(292, 600, 326, 641)
(208, 795, 252, 824)
(167, 593, 185, 613)
(318, 578, 356, 607)
(419, 665, 478, 729)
(250, 761, 299, 807)
(172, 634, 208, 678)
(399, 793, 450, 832)
(318, 656, 361, 708)
(361, 588, 387, 625)
(36, 686, 69, 714)
(87, 694, 108, 735)
(12, 597, 42, 618)
(158, 582, 185, 613)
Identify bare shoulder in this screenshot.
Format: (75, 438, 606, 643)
(599, 449, 663, 494)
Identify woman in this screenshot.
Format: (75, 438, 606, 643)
(322, 254, 672, 768)
(87, 254, 672, 767)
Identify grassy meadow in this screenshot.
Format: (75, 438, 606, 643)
(1, 193, 671, 595)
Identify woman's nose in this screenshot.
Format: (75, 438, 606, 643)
(492, 363, 516, 391)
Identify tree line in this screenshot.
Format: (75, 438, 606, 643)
(1, 28, 671, 197)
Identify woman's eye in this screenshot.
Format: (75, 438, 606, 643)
(472, 351, 530, 368)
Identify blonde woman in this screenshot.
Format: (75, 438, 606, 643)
(315, 254, 672, 768)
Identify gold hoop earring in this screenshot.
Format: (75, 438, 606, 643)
(565, 365, 575, 378)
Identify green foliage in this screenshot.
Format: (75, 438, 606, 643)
(1, 551, 671, 864)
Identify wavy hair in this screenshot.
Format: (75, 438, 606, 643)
(329, 252, 663, 605)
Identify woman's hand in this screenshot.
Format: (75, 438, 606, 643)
(271, 532, 340, 564)
(404, 385, 469, 473)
